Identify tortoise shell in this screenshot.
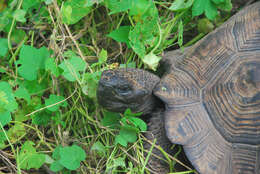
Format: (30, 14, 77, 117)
(154, 2, 260, 174)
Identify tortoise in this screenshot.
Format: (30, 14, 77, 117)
(97, 2, 260, 174)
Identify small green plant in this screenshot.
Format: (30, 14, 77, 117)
(49, 145, 86, 172)
(17, 141, 46, 170)
(0, 82, 17, 127)
(170, 0, 232, 20)
(102, 108, 146, 147)
(192, 0, 232, 20)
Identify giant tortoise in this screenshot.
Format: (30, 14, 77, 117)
(97, 2, 260, 174)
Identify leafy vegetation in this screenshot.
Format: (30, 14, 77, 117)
(102, 109, 146, 147)
(0, 0, 241, 173)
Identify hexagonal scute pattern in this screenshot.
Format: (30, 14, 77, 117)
(203, 53, 260, 145)
(233, 6, 260, 52)
(160, 2, 260, 174)
(176, 27, 236, 88)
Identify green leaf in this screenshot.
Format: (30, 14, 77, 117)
(142, 53, 161, 71)
(22, 0, 40, 10)
(50, 161, 64, 172)
(0, 112, 11, 127)
(91, 141, 106, 156)
(192, 0, 222, 20)
(98, 49, 107, 64)
(0, 38, 8, 57)
(129, 0, 158, 20)
(128, 0, 149, 16)
(15, 109, 29, 122)
(61, 0, 92, 25)
(51, 145, 86, 172)
(192, 0, 206, 17)
(129, 23, 146, 58)
(104, 0, 131, 14)
(17, 141, 45, 170)
(119, 126, 137, 143)
(128, 117, 147, 131)
(82, 71, 101, 98)
(101, 111, 121, 129)
(204, 0, 218, 20)
(45, 94, 67, 112)
(10, 29, 26, 44)
(0, 131, 7, 148)
(19, 79, 48, 96)
(59, 56, 86, 82)
(83, 0, 95, 7)
(17, 45, 49, 80)
(211, 0, 225, 4)
(14, 86, 31, 103)
(7, 123, 26, 142)
(217, 0, 232, 11)
(178, 20, 183, 47)
(107, 26, 131, 47)
(115, 135, 127, 147)
(169, 0, 193, 11)
(85, 0, 103, 6)
(58, 145, 86, 170)
(32, 110, 51, 126)
(45, 57, 61, 77)
(0, 82, 18, 113)
(115, 126, 137, 146)
(0, 9, 11, 32)
(52, 145, 62, 160)
(128, 13, 158, 58)
(123, 108, 142, 117)
(13, 9, 26, 23)
(0, 68, 6, 73)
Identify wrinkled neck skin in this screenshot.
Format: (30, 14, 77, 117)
(97, 68, 162, 115)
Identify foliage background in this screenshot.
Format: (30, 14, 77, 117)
(0, 0, 252, 173)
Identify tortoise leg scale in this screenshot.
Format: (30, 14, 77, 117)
(144, 109, 193, 173)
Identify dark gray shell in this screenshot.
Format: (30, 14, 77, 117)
(154, 2, 260, 174)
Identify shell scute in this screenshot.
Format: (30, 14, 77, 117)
(176, 26, 236, 88)
(203, 53, 260, 145)
(162, 2, 260, 174)
(233, 7, 260, 52)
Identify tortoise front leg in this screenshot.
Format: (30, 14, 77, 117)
(144, 109, 190, 173)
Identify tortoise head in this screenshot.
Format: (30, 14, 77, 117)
(97, 68, 161, 114)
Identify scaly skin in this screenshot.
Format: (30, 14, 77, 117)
(97, 68, 160, 114)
